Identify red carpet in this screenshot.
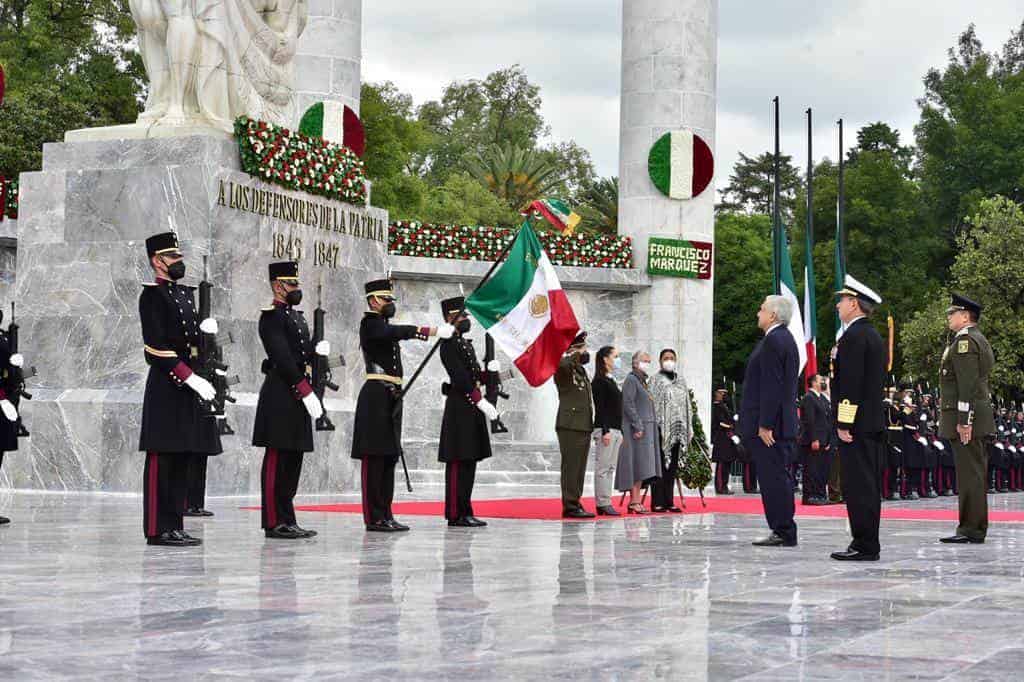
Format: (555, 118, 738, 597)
(243, 496, 1024, 523)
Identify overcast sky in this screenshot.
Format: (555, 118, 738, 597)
(363, 1, 1023, 183)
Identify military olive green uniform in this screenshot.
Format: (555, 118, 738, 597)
(555, 354, 594, 513)
(939, 325, 995, 540)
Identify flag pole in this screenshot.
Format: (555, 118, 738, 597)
(772, 96, 781, 294)
(804, 106, 814, 390)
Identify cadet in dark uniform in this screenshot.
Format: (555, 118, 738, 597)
(830, 275, 886, 561)
(252, 261, 326, 539)
(883, 388, 904, 500)
(0, 318, 25, 526)
(555, 332, 595, 518)
(799, 375, 833, 505)
(940, 293, 995, 544)
(138, 232, 223, 546)
(437, 296, 496, 527)
(352, 279, 452, 532)
(900, 393, 925, 500)
(711, 387, 738, 494)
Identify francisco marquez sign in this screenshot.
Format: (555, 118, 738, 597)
(647, 237, 713, 280)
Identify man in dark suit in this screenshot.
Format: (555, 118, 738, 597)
(741, 295, 800, 547)
(830, 274, 886, 561)
(800, 374, 833, 505)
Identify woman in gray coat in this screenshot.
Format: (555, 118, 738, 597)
(615, 352, 660, 513)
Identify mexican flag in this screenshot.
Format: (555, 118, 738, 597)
(530, 198, 581, 235)
(803, 222, 818, 385)
(774, 224, 807, 373)
(466, 221, 580, 386)
(298, 101, 366, 158)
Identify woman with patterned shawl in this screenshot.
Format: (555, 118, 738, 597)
(649, 349, 692, 512)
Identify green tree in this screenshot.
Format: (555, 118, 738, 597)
(900, 196, 1024, 398)
(713, 212, 773, 383)
(915, 23, 1024, 236)
(417, 172, 520, 226)
(466, 142, 559, 211)
(576, 176, 618, 234)
(717, 151, 801, 219)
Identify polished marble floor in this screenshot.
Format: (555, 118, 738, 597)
(2, 487, 1024, 680)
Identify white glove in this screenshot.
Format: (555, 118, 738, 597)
(184, 374, 216, 402)
(476, 398, 499, 421)
(436, 323, 455, 339)
(934, 441, 945, 451)
(302, 392, 324, 420)
(0, 399, 17, 422)
(200, 318, 218, 334)
(487, 359, 501, 372)
(731, 434, 741, 445)
(315, 340, 331, 356)
(9, 353, 23, 368)
(917, 436, 928, 446)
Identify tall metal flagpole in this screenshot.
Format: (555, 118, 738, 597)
(807, 108, 813, 250)
(837, 118, 846, 267)
(772, 96, 781, 294)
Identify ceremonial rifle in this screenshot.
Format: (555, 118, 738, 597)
(6, 303, 35, 438)
(196, 257, 239, 435)
(311, 280, 345, 432)
(482, 333, 515, 434)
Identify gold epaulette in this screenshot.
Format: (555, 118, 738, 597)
(144, 345, 178, 359)
(366, 373, 403, 385)
(837, 400, 858, 424)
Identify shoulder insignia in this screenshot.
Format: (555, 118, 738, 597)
(261, 306, 275, 312)
(141, 282, 158, 287)
(958, 339, 969, 354)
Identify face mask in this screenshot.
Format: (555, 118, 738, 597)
(612, 356, 622, 370)
(456, 319, 471, 334)
(578, 351, 590, 365)
(164, 260, 186, 281)
(638, 361, 652, 373)
(285, 289, 303, 306)
(662, 360, 677, 373)
(381, 302, 396, 319)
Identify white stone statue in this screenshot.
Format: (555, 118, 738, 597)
(90, 0, 307, 138)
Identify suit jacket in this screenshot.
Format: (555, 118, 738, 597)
(833, 317, 886, 434)
(739, 325, 799, 440)
(554, 353, 594, 432)
(800, 391, 831, 447)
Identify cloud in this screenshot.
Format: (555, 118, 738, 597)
(362, 1, 1023, 181)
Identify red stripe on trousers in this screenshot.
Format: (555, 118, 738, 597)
(361, 458, 370, 524)
(265, 449, 278, 528)
(147, 452, 158, 537)
(448, 461, 458, 520)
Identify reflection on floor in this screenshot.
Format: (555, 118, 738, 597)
(1, 487, 1023, 680)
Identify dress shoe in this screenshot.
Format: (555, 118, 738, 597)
(289, 524, 317, 538)
(941, 490, 956, 497)
(906, 490, 920, 500)
(562, 508, 596, 519)
(465, 516, 487, 527)
(265, 524, 304, 539)
(828, 496, 843, 504)
(667, 506, 683, 513)
(366, 520, 399, 532)
(183, 508, 215, 517)
(940, 534, 984, 544)
(830, 549, 879, 561)
(987, 487, 997, 494)
(925, 490, 938, 498)
(147, 531, 197, 547)
(595, 505, 620, 516)
(804, 497, 828, 506)
(752, 533, 797, 547)
(448, 517, 474, 527)
(386, 519, 410, 532)
(0, 515, 10, 525)
(717, 488, 735, 495)
(177, 530, 202, 545)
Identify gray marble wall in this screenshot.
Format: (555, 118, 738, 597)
(1, 138, 652, 494)
(0, 218, 16, 304)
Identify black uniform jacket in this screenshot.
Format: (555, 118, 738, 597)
(252, 301, 315, 453)
(711, 401, 739, 462)
(0, 331, 20, 452)
(437, 335, 492, 463)
(138, 279, 222, 455)
(351, 312, 428, 460)
(832, 317, 885, 435)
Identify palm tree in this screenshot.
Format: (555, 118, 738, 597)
(466, 142, 560, 211)
(578, 176, 618, 234)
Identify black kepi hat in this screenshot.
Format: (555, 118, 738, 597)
(145, 232, 182, 258)
(441, 296, 466, 317)
(268, 261, 300, 283)
(947, 292, 982, 319)
(365, 278, 395, 299)
(570, 331, 587, 347)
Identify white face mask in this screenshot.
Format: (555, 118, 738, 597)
(661, 360, 677, 373)
(638, 361, 652, 373)
(612, 356, 622, 369)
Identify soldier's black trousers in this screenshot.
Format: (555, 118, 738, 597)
(143, 452, 189, 539)
(361, 457, 397, 524)
(651, 444, 680, 509)
(714, 461, 731, 493)
(261, 449, 304, 529)
(742, 461, 758, 493)
(838, 435, 884, 556)
(445, 460, 477, 520)
(185, 454, 209, 510)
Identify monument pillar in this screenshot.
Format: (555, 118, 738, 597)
(618, 0, 718, 422)
(293, 0, 363, 120)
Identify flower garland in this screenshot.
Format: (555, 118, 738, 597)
(233, 116, 367, 206)
(678, 388, 712, 501)
(389, 221, 632, 269)
(0, 176, 17, 221)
